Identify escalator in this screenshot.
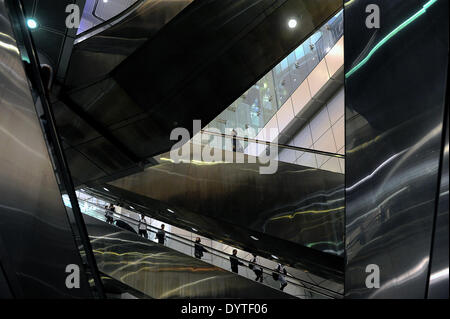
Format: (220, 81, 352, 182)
(34, 0, 344, 287)
(78, 211, 297, 298)
(82, 139, 345, 282)
(48, 0, 345, 281)
(70, 198, 341, 298)
(2, 0, 344, 298)
(46, 0, 342, 185)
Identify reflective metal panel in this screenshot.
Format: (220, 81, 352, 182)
(51, 0, 341, 186)
(0, 0, 91, 298)
(345, 0, 448, 298)
(427, 113, 449, 299)
(83, 213, 294, 298)
(0, 263, 13, 298)
(83, 144, 345, 281)
(65, 0, 193, 88)
(85, 182, 344, 282)
(109, 147, 345, 257)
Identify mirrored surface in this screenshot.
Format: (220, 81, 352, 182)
(344, 0, 449, 298)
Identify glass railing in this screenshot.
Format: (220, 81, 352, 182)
(69, 196, 343, 299)
(186, 130, 344, 174)
(202, 10, 343, 140)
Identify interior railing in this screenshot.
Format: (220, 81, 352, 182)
(75, 0, 146, 42)
(70, 196, 343, 299)
(182, 129, 345, 174)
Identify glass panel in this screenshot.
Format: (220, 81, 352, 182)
(203, 10, 343, 154)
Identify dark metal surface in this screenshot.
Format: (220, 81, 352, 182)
(79, 200, 343, 298)
(0, 0, 92, 298)
(100, 271, 152, 299)
(344, 0, 449, 298)
(110, 148, 345, 256)
(0, 264, 13, 298)
(83, 213, 294, 298)
(427, 111, 449, 299)
(51, 0, 341, 185)
(82, 145, 345, 282)
(21, 0, 86, 79)
(65, 0, 192, 88)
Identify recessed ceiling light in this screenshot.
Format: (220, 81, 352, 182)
(27, 18, 38, 29)
(271, 255, 279, 260)
(129, 206, 135, 209)
(288, 18, 297, 29)
(167, 208, 175, 213)
(250, 236, 259, 241)
(103, 187, 109, 192)
(103, 0, 108, 3)
(191, 228, 198, 232)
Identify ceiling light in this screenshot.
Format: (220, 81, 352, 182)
(271, 255, 279, 260)
(27, 18, 38, 29)
(167, 208, 175, 213)
(288, 18, 297, 29)
(191, 228, 198, 232)
(129, 206, 135, 210)
(250, 236, 259, 241)
(103, 187, 109, 192)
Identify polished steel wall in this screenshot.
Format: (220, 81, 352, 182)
(86, 182, 344, 282)
(427, 113, 449, 299)
(0, 0, 92, 298)
(83, 213, 293, 298)
(0, 263, 13, 298)
(109, 148, 345, 257)
(84, 144, 345, 282)
(344, 0, 449, 298)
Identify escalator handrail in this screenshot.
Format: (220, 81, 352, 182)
(81, 186, 345, 282)
(200, 130, 345, 159)
(75, 0, 146, 41)
(88, 205, 337, 299)
(79, 198, 342, 298)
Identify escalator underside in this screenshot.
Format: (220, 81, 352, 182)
(84, 213, 294, 298)
(84, 146, 345, 282)
(50, 0, 342, 185)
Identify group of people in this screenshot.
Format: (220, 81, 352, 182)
(230, 249, 288, 291)
(197, 242, 288, 291)
(105, 209, 167, 244)
(104, 204, 115, 224)
(105, 207, 288, 291)
(138, 214, 166, 244)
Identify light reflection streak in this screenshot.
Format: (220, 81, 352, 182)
(0, 40, 19, 54)
(159, 276, 220, 298)
(430, 268, 449, 283)
(370, 257, 429, 297)
(347, 186, 408, 228)
(270, 206, 344, 221)
(346, 0, 439, 78)
(346, 151, 406, 192)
